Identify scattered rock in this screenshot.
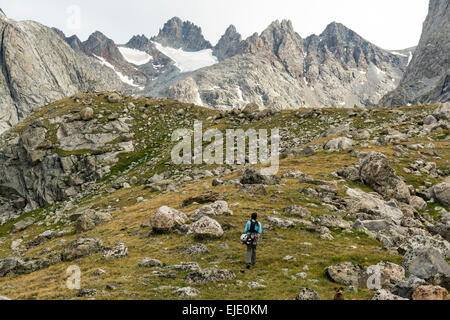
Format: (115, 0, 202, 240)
(412, 285, 449, 300)
(150, 206, 187, 233)
(188, 216, 224, 239)
(176, 287, 199, 298)
(241, 168, 281, 185)
(139, 258, 165, 268)
(102, 243, 128, 260)
(61, 238, 103, 261)
(371, 289, 408, 300)
(11, 217, 35, 233)
(295, 288, 320, 300)
(184, 268, 235, 284)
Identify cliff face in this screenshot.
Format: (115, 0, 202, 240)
(0, 12, 123, 134)
(380, 0, 450, 106)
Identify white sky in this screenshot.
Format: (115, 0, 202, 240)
(0, 0, 429, 50)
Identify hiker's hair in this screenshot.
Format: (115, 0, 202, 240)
(251, 213, 257, 220)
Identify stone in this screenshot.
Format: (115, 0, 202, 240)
(432, 181, 450, 207)
(107, 93, 122, 103)
(371, 289, 408, 300)
(295, 288, 320, 300)
(150, 206, 187, 232)
(190, 200, 233, 221)
(266, 216, 295, 228)
(412, 285, 448, 300)
(80, 107, 94, 121)
(61, 238, 103, 261)
(241, 168, 281, 185)
(402, 248, 450, 280)
(167, 262, 201, 272)
(182, 191, 224, 206)
(184, 268, 236, 284)
(102, 243, 128, 260)
(11, 217, 35, 233)
(284, 205, 311, 218)
(188, 216, 224, 239)
(392, 275, 428, 299)
(139, 258, 165, 268)
(398, 234, 450, 258)
(74, 210, 112, 233)
(325, 262, 364, 286)
(433, 102, 450, 120)
(313, 214, 351, 229)
(77, 288, 99, 297)
(324, 137, 354, 152)
(176, 287, 199, 298)
(409, 196, 427, 211)
(358, 152, 411, 203)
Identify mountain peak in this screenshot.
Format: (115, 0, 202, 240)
(152, 17, 212, 51)
(213, 24, 242, 61)
(264, 19, 295, 34)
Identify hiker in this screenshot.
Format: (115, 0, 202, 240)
(244, 213, 262, 269)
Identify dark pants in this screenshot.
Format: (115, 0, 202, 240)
(246, 244, 257, 265)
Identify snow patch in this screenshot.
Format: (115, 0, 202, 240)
(153, 42, 218, 73)
(93, 54, 143, 89)
(118, 47, 152, 66)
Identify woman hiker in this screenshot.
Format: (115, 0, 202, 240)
(244, 213, 262, 269)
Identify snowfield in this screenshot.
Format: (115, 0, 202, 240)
(153, 41, 218, 73)
(93, 54, 143, 89)
(118, 47, 153, 66)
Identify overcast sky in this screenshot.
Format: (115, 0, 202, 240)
(0, 0, 429, 50)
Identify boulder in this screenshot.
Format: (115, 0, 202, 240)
(284, 205, 311, 218)
(176, 287, 200, 298)
(412, 285, 449, 300)
(74, 210, 112, 233)
(188, 216, 224, 239)
(139, 258, 165, 268)
(402, 248, 450, 280)
(358, 152, 410, 203)
(102, 243, 128, 260)
(182, 191, 224, 206)
(392, 275, 427, 299)
(409, 196, 427, 211)
(107, 93, 122, 103)
(167, 262, 201, 272)
(325, 262, 364, 286)
(371, 289, 408, 300)
(398, 234, 450, 258)
(313, 215, 351, 229)
(150, 206, 187, 232)
(184, 268, 235, 284)
(80, 107, 94, 121)
(190, 200, 233, 221)
(295, 288, 320, 300)
(433, 102, 450, 120)
(324, 137, 354, 152)
(241, 168, 281, 185)
(432, 181, 450, 207)
(61, 238, 103, 261)
(266, 216, 295, 229)
(11, 217, 35, 233)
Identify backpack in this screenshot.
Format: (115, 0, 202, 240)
(249, 220, 258, 233)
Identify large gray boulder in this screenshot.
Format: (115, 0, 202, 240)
(324, 137, 354, 152)
(433, 102, 450, 120)
(358, 152, 411, 203)
(432, 181, 450, 208)
(391, 275, 428, 299)
(398, 234, 450, 258)
(74, 210, 112, 233)
(241, 168, 281, 185)
(150, 206, 187, 232)
(325, 262, 364, 286)
(402, 248, 450, 280)
(11, 217, 35, 233)
(188, 216, 224, 239)
(61, 238, 103, 261)
(190, 200, 233, 221)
